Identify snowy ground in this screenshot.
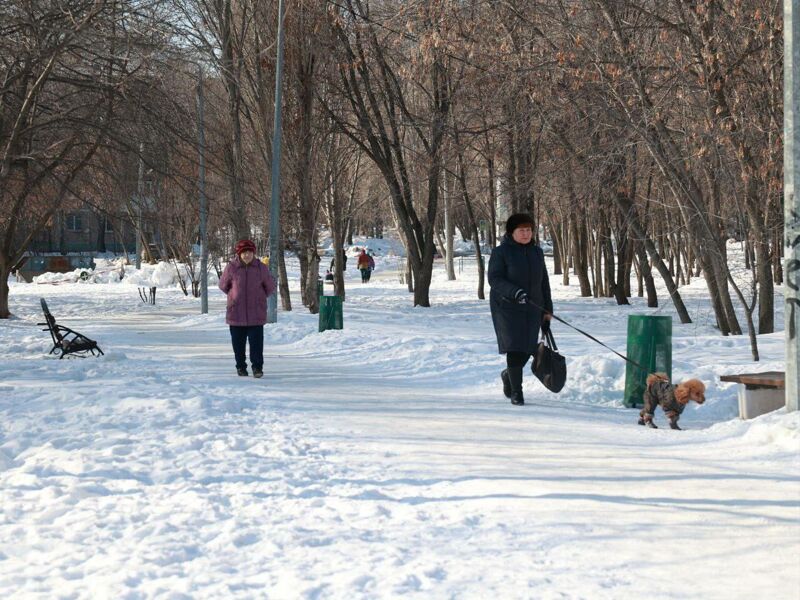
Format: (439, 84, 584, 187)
(1, 249, 799, 599)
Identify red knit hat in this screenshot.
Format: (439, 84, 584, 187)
(234, 239, 256, 256)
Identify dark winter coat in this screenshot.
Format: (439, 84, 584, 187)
(218, 257, 277, 326)
(641, 379, 686, 419)
(488, 234, 553, 354)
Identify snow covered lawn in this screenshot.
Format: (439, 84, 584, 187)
(1, 257, 798, 599)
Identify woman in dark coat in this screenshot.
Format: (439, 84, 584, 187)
(218, 239, 277, 378)
(488, 213, 553, 405)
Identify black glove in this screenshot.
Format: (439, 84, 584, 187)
(514, 289, 529, 304)
(541, 317, 551, 335)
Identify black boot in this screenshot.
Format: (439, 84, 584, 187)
(237, 367, 248, 376)
(508, 367, 524, 406)
(501, 369, 512, 399)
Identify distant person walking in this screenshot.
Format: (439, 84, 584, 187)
(488, 213, 553, 406)
(219, 239, 277, 378)
(330, 248, 347, 272)
(357, 249, 372, 283)
(366, 252, 375, 282)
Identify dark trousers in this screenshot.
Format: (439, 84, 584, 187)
(506, 351, 531, 391)
(229, 325, 264, 370)
(506, 352, 531, 369)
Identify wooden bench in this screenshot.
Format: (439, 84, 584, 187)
(719, 371, 785, 419)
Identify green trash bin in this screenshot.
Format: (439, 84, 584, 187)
(317, 279, 324, 298)
(319, 295, 343, 332)
(623, 315, 672, 408)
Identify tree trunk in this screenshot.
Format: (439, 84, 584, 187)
(296, 42, 320, 314)
(487, 155, 497, 249)
(698, 251, 733, 335)
(592, 225, 602, 297)
(96, 212, 107, 253)
(624, 241, 633, 298)
(278, 238, 291, 311)
(756, 238, 775, 334)
(219, 0, 249, 240)
(570, 212, 592, 297)
(324, 144, 357, 301)
(332, 246, 345, 301)
(504, 100, 520, 214)
(559, 220, 570, 286)
(0, 264, 11, 318)
(303, 248, 321, 314)
(714, 247, 742, 335)
(455, 146, 485, 299)
(773, 228, 783, 285)
(634, 248, 644, 297)
(637, 243, 659, 307)
(613, 223, 630, 305)
(603, 221, 617, 300)
(298, 247, 308, 301)
(728, 276, 760, 361)
(551, 220, 563, 276)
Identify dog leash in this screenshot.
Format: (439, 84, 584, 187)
(525, 298, 650, 373)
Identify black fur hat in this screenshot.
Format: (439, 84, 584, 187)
(505, 213, 535, 236)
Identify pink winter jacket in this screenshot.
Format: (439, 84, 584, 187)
(218, 257, 277, 326)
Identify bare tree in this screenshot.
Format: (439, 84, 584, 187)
(0, 0, 172, 318)
(324, 0, 452, 307)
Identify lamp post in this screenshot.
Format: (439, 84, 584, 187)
(267, 0, 286, 324)
(785, 0, 799, 411)
(197, 65, 208, 314)
(135, 142, 144, 270)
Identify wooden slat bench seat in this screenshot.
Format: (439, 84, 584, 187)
(720, 371, 785, 419)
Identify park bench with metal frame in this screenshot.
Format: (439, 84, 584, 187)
(38, 298, 104, 359)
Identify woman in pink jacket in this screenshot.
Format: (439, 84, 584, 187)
(218, 239, 277, 377)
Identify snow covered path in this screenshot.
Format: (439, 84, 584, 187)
(1, 260, 799, 599)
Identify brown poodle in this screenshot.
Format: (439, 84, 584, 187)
(638, 373, 706, 430)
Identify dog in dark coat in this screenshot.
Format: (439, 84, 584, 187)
(638, 373, 706, 430)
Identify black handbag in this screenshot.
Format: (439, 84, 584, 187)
(532, 328, 567, 393)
